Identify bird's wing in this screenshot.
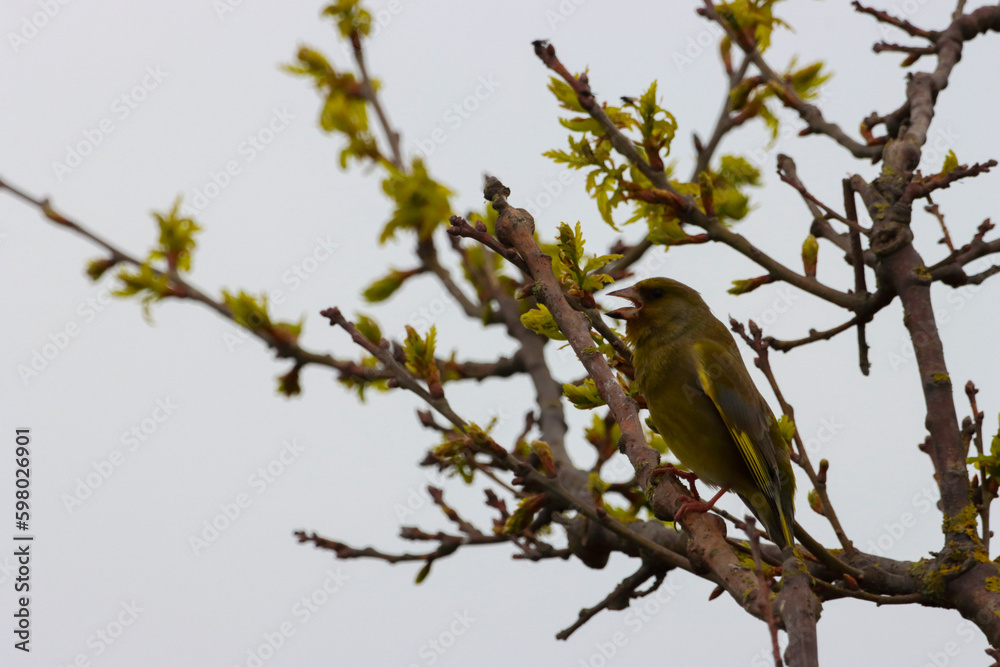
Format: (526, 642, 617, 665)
(692, 340, 780, 497)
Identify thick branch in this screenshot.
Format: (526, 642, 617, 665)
(851, 1, 1000, 643)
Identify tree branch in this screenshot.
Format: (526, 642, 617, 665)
(700, 1, 881, 160)
(533, 42, 863, 312)
(348, 32, 403, 168)
(556, 563, 662, 640)
(731, 319, 856, 556)
(850, 1, 1000, 643)
(480, 175, 767, 615)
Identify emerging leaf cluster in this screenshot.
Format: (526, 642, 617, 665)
(433, 422, 497, 485)
(563, 378, 606, 410)
(222, 290, 304, 345)
(321, 0, 372, 39)
(967, 415, 1000, 481)
(708, 155, 761, 222)
(552, 222, 621, 296)
(150, 198, 201, 272)
(544, 79, 675, 230)
(112, 264, 173, 320)
(108, 199, 202, 320)
(403, 325, 441, 387)
(717, 0, 790, 53)
(362, 268, 419, 303)
(520, 304, 567, 341)
(380, 161, 454, 244)
(283, 46, 378, 167)
(545, 78, 765, 245)
(730, 56, 831, 140)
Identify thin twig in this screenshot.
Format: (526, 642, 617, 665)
(556, 563, 659, 640)
(924, 197, 956, 252)
(776, 156, 869, 234)
(843, 180, 871, 375)
(416, 237, 483, 318)
(746, 517, 783, 667)
(851, 1, 940, 40)
(967, 381, 992, 556)
(533, 42, 863, 312)
(0, 178, 352, 374)
(349, 32, 403, 168)
(765, 317, 861, 353)
(700, 1, 880, 160)
(731, 319, 856, 556)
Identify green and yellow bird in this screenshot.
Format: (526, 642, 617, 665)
(606, 277, 796, 548)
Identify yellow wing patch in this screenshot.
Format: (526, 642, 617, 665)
(732, 429, 772, 497)
(696, 361, 772, 494)
(695, 350, 792, 546)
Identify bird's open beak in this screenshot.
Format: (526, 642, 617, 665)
(605, 286, 642, 320)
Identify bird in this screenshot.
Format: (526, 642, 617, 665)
(605, 277, 796, 548)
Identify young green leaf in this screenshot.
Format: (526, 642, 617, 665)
(520, 305, 567, 341)
(563, 379, 606, 409)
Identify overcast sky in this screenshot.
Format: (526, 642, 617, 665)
(3, 1, 1000, 665)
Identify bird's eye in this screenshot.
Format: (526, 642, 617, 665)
(648, 288, 665, 299)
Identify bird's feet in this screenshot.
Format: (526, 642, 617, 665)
(673, 486, 730, 523)
(651, 463, 700, 498)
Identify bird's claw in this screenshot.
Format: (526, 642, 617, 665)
(672, 486, 730, 525)
(673, 497, 715, 523)
(651, 463, 700, 498)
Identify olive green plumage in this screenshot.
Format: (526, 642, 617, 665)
(606, 277, 796, 548)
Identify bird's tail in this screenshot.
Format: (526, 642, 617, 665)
(738, 491, 795, 549)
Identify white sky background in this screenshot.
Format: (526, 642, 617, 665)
(2, 0, 1000, 665)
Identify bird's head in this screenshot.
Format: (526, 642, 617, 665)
(604, 277, 708, 345)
